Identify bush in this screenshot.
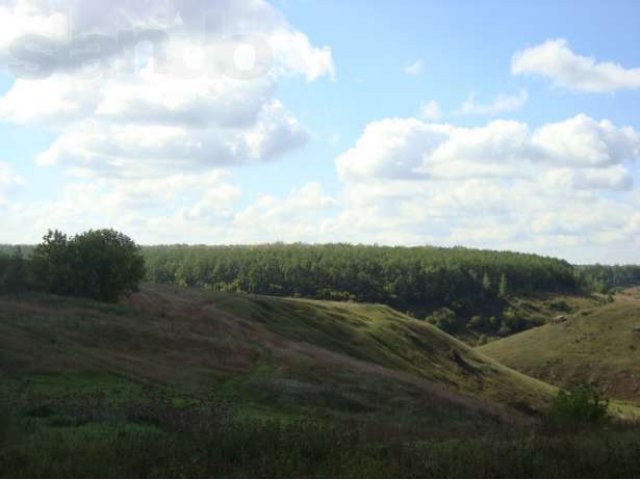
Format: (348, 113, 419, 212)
(496, 322, 511, 337)
(548, 299, 571, 312)
(468, 315, 485, 330)
(548, 385, 609, 425)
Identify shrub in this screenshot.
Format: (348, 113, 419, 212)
(467, 315, 485, 330)
(548, 299, 571, 312)
(496, 322, 511, 337)
(548, 385, 609, 425)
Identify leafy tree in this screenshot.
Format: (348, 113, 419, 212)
(68, 229, 146, 302)
(498, 273, 509, 297)
(28, 228, 145, 302)
(482, 272, 492, 292)
(29, 230, 73, 295)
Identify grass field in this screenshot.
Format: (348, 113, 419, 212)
(479, 288, 640, 405)
(2, 285, 640, 477)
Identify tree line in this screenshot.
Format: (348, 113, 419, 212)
(575, 264, 640, 293)
(142, 243, 579, 320)
(2, 234, 638, 336)
(143, 243, 579, 297)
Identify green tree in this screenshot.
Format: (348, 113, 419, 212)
(29, 230, 73, 295)
(498, 273, 509, 297)
(29, 228, 145, 302)
(68, 229, 146, 302)
(482, 272, 492, 292)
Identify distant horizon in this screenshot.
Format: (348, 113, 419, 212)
(1, 1, 639, 264)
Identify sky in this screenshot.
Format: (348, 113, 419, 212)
(0, 0, 639, 264)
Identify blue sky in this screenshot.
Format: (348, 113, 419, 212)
(1, 0, 640, 263)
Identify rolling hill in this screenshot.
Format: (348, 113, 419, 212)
(478, 288, 640, 405)
(0, 283, 557, 425)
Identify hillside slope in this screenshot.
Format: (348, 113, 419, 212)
(0, 284, 555, 423)
(478, 288, 640, 404)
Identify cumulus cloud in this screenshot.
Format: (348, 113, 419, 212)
(0, 0, 342, 246)
(458, 89, 528, 115)
(0, 0, 335, 79)
(36, 99, 307, 176)
(544, 165, 633, 191)
(512, 38, 640, 92)
(0, 0, 334, 178)
(1, 169, 243, 240)
(336, 114, 640, 183)
(532, 114, 640, 167)
(0, 175, 342, 245)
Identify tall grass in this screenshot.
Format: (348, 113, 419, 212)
(1, 393, 640, 478)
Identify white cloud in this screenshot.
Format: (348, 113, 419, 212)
(544, 165, 633, 191)
(0, 0, 335, 80)
(532, 114, 640, 167)
(336, 114, 640, 183)
(512, 38, 640, 92)
(0, 0, 334, 178)
(0, 0, 342, 246)
(404, 59, 423, 76)
(232, 182, 339, 241)
(35, 99, 307, 177)
(458, 89, 528, 115)
(418, 100, 441, 120)
(0, 176, 342, 245)
(0, 169, 243, 240)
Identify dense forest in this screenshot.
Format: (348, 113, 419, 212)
(142, 244, 578, 321)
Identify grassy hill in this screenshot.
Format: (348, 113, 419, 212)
(1, 284, 556, 422)
(478, 288, 640, 405)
